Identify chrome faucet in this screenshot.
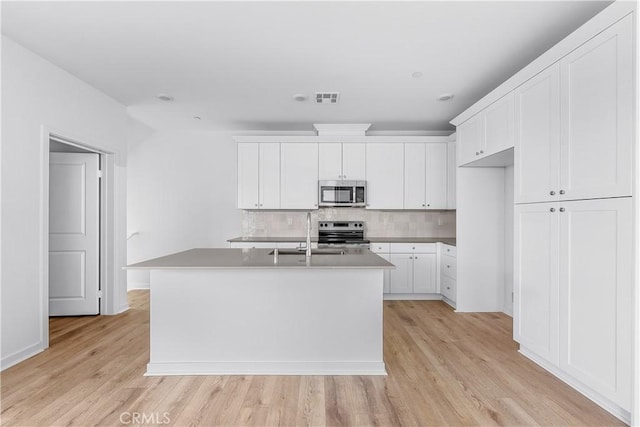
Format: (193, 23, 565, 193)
(306, 211, 312, 258)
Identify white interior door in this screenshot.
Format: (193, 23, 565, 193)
(49, 152, 100, 316)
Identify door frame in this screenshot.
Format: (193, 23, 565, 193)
(40, 126, 118, 348)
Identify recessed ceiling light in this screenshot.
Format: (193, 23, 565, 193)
(412, 71, 423, 78)
(293, 94, 308, 102)
(156, 93, 174, 102)
(438, 93, 454, 101)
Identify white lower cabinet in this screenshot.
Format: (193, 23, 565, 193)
(439, 243, 457, 307)
(515, 197, 632, 411)
(388, 243, 436, 295)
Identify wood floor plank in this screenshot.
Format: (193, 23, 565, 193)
(0, 290, 625, 426)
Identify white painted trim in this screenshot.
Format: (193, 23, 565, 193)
(519, 347, 631, 424)
(313, 123, 371, 136)
(383, 293, 442, 301)
(633, 6, 639, 426)
(0, 342, 45, 371)
(115, 303, 130, 314)
(441, 295, 456, 309)
(233, 135, 450, 144)
(145, 361, 386, 376)
(127, 282, 150, 290)
(451, 2, 636, 125)
(28, 125, 125, 371)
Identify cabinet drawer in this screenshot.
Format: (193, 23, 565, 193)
(389, 243, 436, 253)
(441, 244, 456, 257)
(441, 276, 456, 302)
(441, 254, 457, 279)
(370, 242, 390, 254)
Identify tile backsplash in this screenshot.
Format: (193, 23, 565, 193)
(241, 209, 456, 238)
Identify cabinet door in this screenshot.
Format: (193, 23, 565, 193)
(341, 143, 366, 180)
(514, 63, 561, 204)
(403, 143, 426, 209)
(413, 253, 436, 293)
(425, 143, 448, 209)
(446, 140, 456, 209)
(457, 114, 483, 166)
(318, 143, 342, 180)
(280, 143, 318, 209)
(558, 197, 632, 409)
(389, 253, 413, 293)
(258, 143, 281, 209)
(514, 202, 559, 365)
(366, 143, 404, 209)
(559, 15, 632, 201)
(237, 143, 259, 209)
(483, 92, 514, 155)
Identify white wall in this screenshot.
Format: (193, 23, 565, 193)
(1, 36, 129, 369)
(503, 165, 514, 316)
(127, 130, 242, 288)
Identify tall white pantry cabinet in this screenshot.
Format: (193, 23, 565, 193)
(514, 13, 633, 419)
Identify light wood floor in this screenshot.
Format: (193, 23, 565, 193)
(1, 290, 623, 426)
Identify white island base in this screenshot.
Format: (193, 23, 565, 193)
(146, 268, 386, 376)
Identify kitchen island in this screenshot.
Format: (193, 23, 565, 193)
(127, 248, 393, 376)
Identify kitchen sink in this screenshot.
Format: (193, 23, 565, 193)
(268, 248, 346, 256)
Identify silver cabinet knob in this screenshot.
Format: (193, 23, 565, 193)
(447, 249, 450, 252)
(559, 207, 565, 212)
(447, 265, 450, 268)
(559, 190, 565, 194)
(480, 150, 484, 154)
(475, 151, 480, 155)
(409, 256, 413, 260)
(415, 256, 418, 259)
(550, 208, 556, 212)
(550, 191, 556, 195)
(446, 286, 451, 290)
(343, 175, 346, 178)
(260, 204, 263, 207)
(254, 203, 258, 207)
(427, 204, 430, 207)
(422, 204, 426, 207)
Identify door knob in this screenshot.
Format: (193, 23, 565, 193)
(550, 191, 555, 195)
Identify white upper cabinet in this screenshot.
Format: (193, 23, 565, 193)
(404, 143, 426, 209)
(341, 143, 366, 180)
(237, 143, 280, 209)
(366, 143, 404, 209)
(559, 15, 632, 201)
(425, 143, 448, 209)
(404, 143, 448, 209)
(280, 143, 319, 209)
(318, 143, 342, 180)
(458, 94, 514, 166)
(457, 113, 484, 166)
(318, 143, 366, 181)
(514, 63, 561, 204)
(484, 92, 514, 155)
(446, 139, 456, 209)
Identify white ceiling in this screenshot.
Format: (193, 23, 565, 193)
(1, 1, 612, 133)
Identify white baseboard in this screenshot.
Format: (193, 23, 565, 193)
(146, 361, 386, 376)
(519, 347, 630, 424)
(127, 281, 150, 290)
(1, 341, 45, 371)
(441, 295, 456, 308)
(384, 293, 442, 301)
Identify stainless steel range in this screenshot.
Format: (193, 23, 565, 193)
(318, 221, 370, 248)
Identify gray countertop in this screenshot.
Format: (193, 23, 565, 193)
(126, 248, 395, 270)
(228, 236, 456, 246)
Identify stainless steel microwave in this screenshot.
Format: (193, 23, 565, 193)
(318, 180, 366, 207)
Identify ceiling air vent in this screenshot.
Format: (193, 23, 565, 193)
(315, 92, 340, 104)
